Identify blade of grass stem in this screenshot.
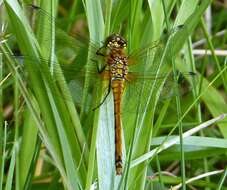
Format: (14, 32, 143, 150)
(19, 104, 39, 190)
(5, 140, 17, 190)
(217, 167, 227, 190)
(0, 53, 2, 190)
(83, 0, 105, 189)
(0, 122, 6, 190)
(155, 155, 165, 189)
(104, 0, 112, 35)
(162, 0, 187, 188)
(14, 76, 19, 190)
(172, 170, 224, 190)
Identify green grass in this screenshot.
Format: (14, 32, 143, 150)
(1, 0, 227, 190)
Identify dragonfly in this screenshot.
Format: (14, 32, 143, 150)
(1, 4, 196, 175)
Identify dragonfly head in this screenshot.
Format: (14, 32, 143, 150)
(105, 34, 127, 49)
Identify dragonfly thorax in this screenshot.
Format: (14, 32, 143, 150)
(109, 55, 128, 81)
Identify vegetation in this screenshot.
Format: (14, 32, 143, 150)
(0, 0, 227, 189)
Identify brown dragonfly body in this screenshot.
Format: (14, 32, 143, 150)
(99, 34, 128, 175)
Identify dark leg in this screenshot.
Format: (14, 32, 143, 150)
(97, 64, 107, 73)
(92, 81, 112, 111)
(91, 58, 107, 73)
(90, 46, 108, 73)
(96, 46, 106, 57)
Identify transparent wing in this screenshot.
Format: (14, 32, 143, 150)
(1, 52, 108, 112)
(122, 70, 196, 115)
(22, 4, 183, 63)
(22, 4, 103, 54)
(2, 52, 196, 115)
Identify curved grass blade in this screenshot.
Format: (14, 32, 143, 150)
(3, 0, 87, 188)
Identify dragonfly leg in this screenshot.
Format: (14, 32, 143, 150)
(92, 81, 111, 111)
(97, 64, 107, 73)
(91, 58, 107, 74)
(96, 46, 106, 57)
(94, 46, 109, 73)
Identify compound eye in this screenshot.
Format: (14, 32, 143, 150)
(120, 40, 126, 47)
(121, 42, 126, 48)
